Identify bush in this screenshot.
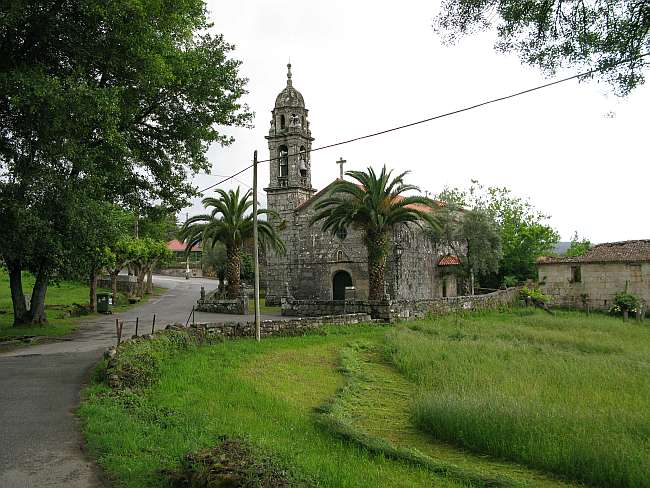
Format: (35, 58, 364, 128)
(502, 276, 518, 288)
(519, 286, 549, 304)
(613, 292, 639, 313)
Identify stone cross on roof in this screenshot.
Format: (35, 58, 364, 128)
(336, 157, 346, 180)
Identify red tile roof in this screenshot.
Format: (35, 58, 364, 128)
(537, 240, 650, 264)
(167, 239, 201, 252)
(438, 255, 461, 266)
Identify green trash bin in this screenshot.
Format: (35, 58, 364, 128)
(97, 292, 112, 314)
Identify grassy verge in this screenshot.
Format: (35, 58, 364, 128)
(0, 269, 165, 340)
(79, 326, 470, 487)
(385, 309, 650, 487)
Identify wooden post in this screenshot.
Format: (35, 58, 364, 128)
(135, 316, 139, 337)
(115, 318, 120, 345)
(151, 314, 156, 334)
(253, 150, 261, 342)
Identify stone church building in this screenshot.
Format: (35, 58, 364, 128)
(264, 65, 460, 305)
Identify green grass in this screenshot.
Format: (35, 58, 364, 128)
(319, 342, 572, 487)
(385, 309, 650, 487)
(79, 327, 471, 487)
(248, 297, 281, 315)
(0, 269, 164, 340)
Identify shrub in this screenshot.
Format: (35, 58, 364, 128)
(613, 292, 639, 313)
(519, 286, 549, 304)
(501, 276, 518, 288)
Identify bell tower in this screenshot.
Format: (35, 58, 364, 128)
(265, 63, 315, 217)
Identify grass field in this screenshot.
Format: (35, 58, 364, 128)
(78, 309, 650, 487)
(0, 269, 163, 340)
(386, 309, 650, 487)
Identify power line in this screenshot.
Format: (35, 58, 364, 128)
(199, 52, 649, 194)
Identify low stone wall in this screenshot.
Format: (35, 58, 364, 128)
(156, 267, 204, 278)
(191, 313, 372, 338)
(282, 287, 521, 321)
(98, 277, 137, 295)
(196, 295, 249, 315)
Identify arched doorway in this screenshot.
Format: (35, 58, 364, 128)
(332, 270, 352, 300)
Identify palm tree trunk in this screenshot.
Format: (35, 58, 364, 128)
(225, 245, 241, 299)
(367, 232, 388, 301)
(7, 260, 29, 326)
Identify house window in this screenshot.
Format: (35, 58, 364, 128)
(571, 266, 581, 283)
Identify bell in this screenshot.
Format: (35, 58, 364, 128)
(299, 160, 308, 171)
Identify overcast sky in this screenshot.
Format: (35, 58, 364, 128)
(181, 0, 649, 244)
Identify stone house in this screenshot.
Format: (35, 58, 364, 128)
(263, 64, 461, 305)
(537, 240, 650, 310)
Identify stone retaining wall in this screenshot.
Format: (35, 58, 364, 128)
(191, 313, 372, 338)
(282, 287, 520, 321)
(196, 295, 249, 315)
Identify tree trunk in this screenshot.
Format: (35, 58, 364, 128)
(7, 260, 29, 326)
(136, 269, 145, 298)
(366, 232, 388, 301)
(110, 271, 119, 305)
(89, 271, 98, 312)
(146, 265, 154, 294)
(225, 246, 241, 298)
(28, 268, 48, 324)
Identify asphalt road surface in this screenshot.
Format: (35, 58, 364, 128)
(0, 276, 279, 487)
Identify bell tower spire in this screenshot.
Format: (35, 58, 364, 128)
(265, 63, 315, 216)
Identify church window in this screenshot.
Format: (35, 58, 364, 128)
(279, 145, 288, 178)
(335, 227, 347, 240)
(280, 114, 285, 129)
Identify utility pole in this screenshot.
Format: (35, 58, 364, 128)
(252, 150, 261, 342)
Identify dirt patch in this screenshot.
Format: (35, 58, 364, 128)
(165, 438, 299, 487)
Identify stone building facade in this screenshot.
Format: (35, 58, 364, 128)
(264, 65, 460, 305)
(537, 240, 650, 310)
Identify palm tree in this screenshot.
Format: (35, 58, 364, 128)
(179, 188, 285, 298)
(311, 166, 439, 300)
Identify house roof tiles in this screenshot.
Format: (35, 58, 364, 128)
(537, 240, 650, 264)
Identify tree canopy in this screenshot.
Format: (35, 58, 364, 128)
(436, 181, 559, 286)
(0, 0, 251, 324)
(434, 0, 650, 95)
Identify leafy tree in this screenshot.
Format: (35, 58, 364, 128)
(431, 205, 502, 293)
(179, 188, 285, 298)
(311, 166, 440, 300)
(0, 0, 251, 324)
(437, 181, 559, 286)
(566, 231, 592, 257)
(434, 0, 650, 94)
(123, 238, 172, 298)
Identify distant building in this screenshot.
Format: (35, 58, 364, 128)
(537, 240, 650, 310)
(263, 64, 461, 305)
(166, 239, 202, 268)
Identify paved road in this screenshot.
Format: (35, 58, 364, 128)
(0, 276, 280, 487)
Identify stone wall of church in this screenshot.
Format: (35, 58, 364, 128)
(265, 211, 456, 304)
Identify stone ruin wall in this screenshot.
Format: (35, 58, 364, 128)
(539, 262, 650, 310)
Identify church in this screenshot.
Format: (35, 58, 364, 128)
(264, 64, 461, 306)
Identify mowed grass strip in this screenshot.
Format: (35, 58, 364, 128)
(79, 327, 466, 488)
(385, 309, 650, 487)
